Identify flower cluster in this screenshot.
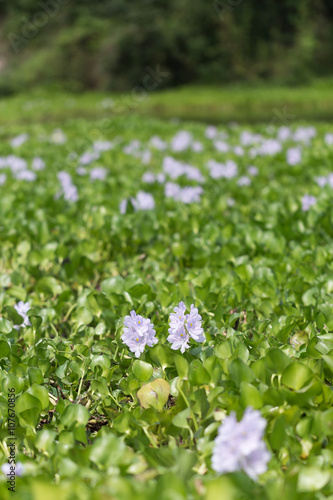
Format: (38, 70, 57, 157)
(121, 311, 158, 357)
(302, 194, 316, 212)
(57, 172, 78, 202)
(212, 407, 270, 480)
(1, 461, 24, 477)
(14, 301, 31, 330)
(167, 301, 205, 353)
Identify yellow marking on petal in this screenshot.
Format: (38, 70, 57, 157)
(181, 333, 183, 337)
(136, 338, 139, 341)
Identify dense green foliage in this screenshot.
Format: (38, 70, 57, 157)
(1, 0, 333, 93)
(0, 101, 333, 499)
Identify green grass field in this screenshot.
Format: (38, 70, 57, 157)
(2, 79, 333, 127)
(0, 90, 333, 499)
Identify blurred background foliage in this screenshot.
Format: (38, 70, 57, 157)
(0, 0, 333, 95)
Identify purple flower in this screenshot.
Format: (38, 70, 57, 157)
(205, 126, 217, 139)
(167, 327, 190, 353)
(257, 139, 282, 156)
(178, 186, 203, 204)
(248, 166, 258, 176)
(14, 301, 31, 329)
(93, 141, 113, 152)
(90, 167, 107, 180)
(192, 141, 203, 152)
(165, 182, 181, 199)
(237, 176, 251, 187)
(57, 172, 78, 202)
(77, 167, 87, 176)
(207, 160, 238, 180)
(171, 131, 193, 152)
(301, 194, 316, 212)
(233, 146, 244, 156)
(32, 157, 45, 171)
(121, 311, 158, 357)
(120, 191, 155, 213)
(1, 461, 24, 477)
(214, 141, 229, 153)
(212, 407, 270, 480)
(277, 126, 291, 142)
(325, 133, 333, 146)
(134, 191, 155, 211)
(167, 301, 205, 352)
(10, 134, 28, 148)
(142, 172, 156, 184)
(293, 126, 316, 144)
(286, 147, 302, 166)
(15, 170, 36, 182)
(150, 136, 167, 151)
(0, 173, 6, 185)
(79, 151, 100, 166)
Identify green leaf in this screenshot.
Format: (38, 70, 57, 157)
(298, 467, 331, 492)
(172, 407, 191, 428)
(132, 360, 153, 381)
(61, 403, 89, 428)
(240, 382, 263, 409)
(174, 354, 189, 379)
(0, 318, 13, 334)
(26, 384, 49, 409)
(265, 348, 291, 374)
(35, 429, 57, 452)
(137, 378, 170, 410)
(28, 367, 44, 385)
(188, 359, 210, 386)
(281, 362, 313, 390)
(228, 358, 255, 387)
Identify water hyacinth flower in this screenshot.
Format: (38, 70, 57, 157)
(192, 141, 203, 152)
(14, 170, 36, 182)
(90, 167, 107, 180)
(119, 191, 155, 213)
(1, 461, 24, 477)
(256, 139, 282, 156)
(205, 126, 217, 139)
(150, 136, 167, 150)
(121, 311, 158, 357)
(10, 134, 29, 148)
(77, 166, 87, 176)
(325, 133, 333, 146)
(301, 194, 316, 212)
(248, 166, 258, 176)
(293, 126, 316, 144)
(286, 147, 302, 166)
(32, 157, 45, 171)
(134, 191, 155, 211)
(14, 301, 31, 329)
(93, 140, 113, 152)
(214, 141, 229, 153)
(170, 130, 193, 152)
(211, 407, 270, 480)
(237, 176, 251, 187)
(0, 173, 6, 185)
(79, 151, 100, 166)
(142, 171, 156, 184)
(167, 301, 205, 353)
(57, 172, 78, 202)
